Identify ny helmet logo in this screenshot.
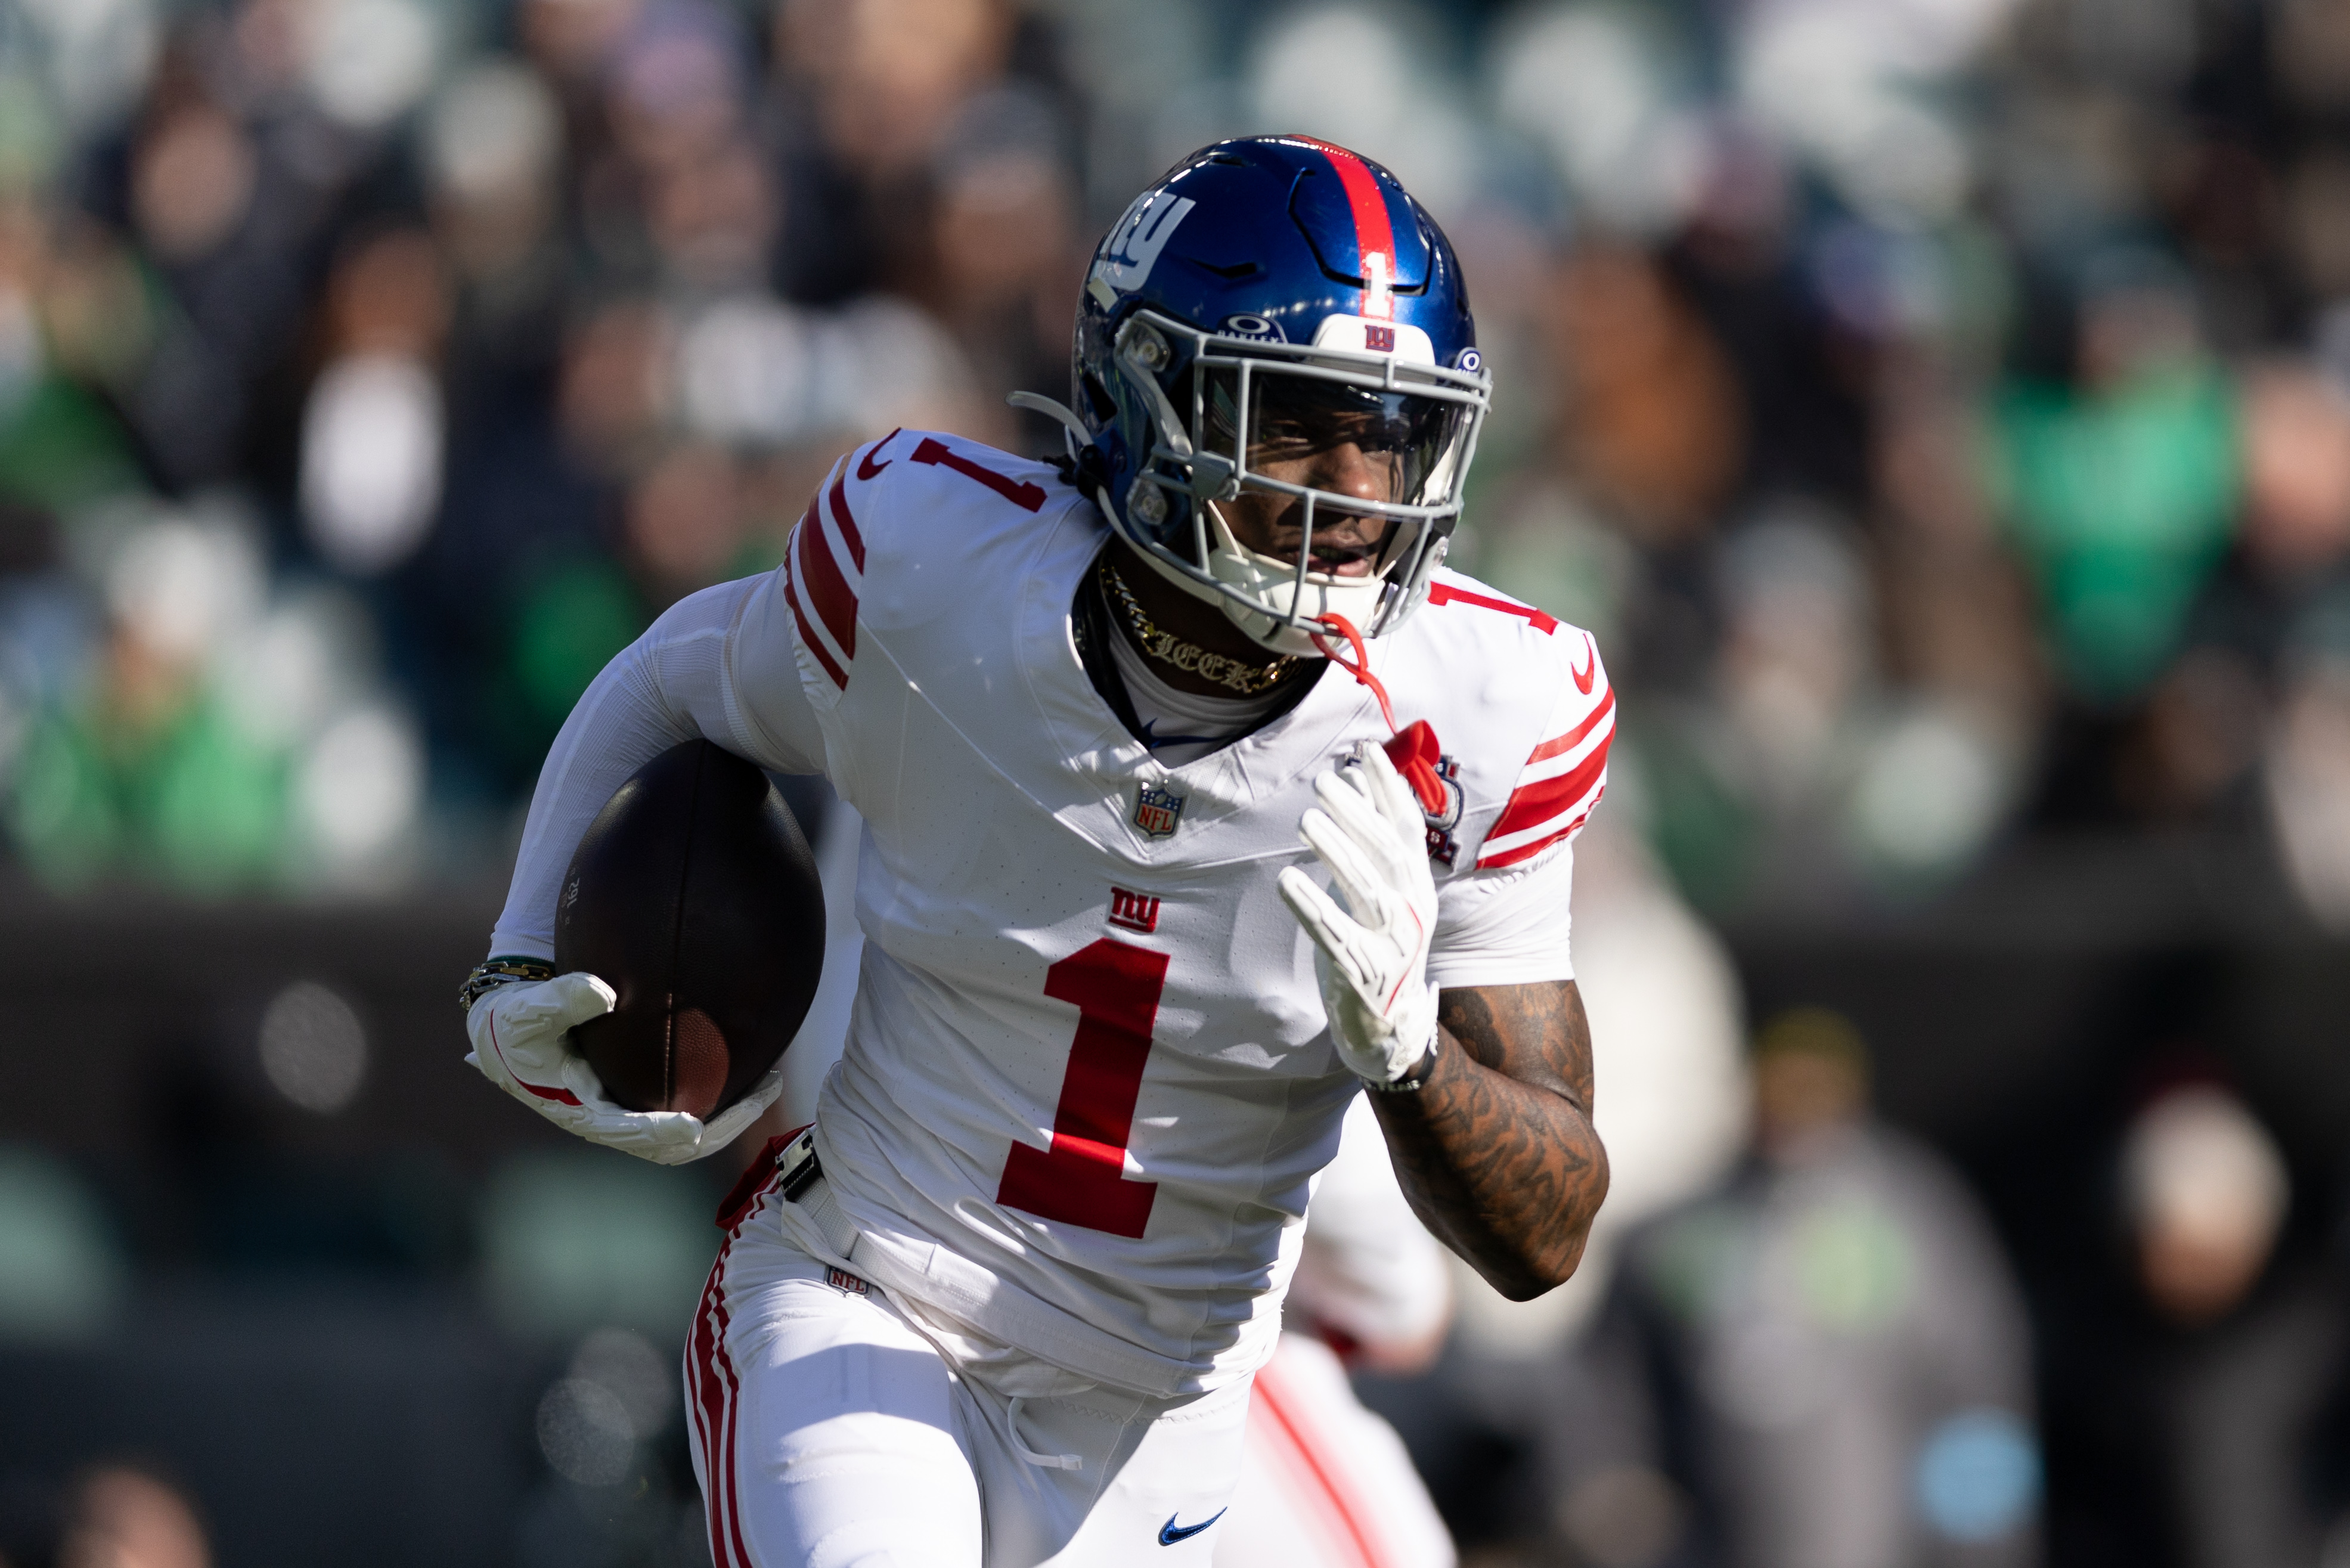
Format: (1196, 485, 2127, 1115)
(1133, 782, 1185, 839)
(1092, 190, 1195, 292)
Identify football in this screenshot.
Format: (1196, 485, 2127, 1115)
(553, 739, 826, 1118)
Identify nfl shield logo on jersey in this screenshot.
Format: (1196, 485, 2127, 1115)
(1133, 782, 1185, 839)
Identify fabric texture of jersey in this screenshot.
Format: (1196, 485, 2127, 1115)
(491, 427, 1613, 1396)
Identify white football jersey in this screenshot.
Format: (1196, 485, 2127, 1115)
(492, 429, 1614, 1397)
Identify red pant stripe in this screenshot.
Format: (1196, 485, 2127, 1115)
(1252, 1357, 1392, 1568)
(692, 1168, 785, 1568)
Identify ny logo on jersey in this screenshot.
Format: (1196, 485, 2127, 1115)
(1424, 754, 1465, 866)
(1133, 782, 1185, 839)
(1108, 887, 1162, 934)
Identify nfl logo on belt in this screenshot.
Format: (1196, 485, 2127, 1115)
(1133, 782, 1185, 839)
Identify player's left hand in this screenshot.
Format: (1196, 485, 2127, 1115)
(466, 972, 785, 1165)
(1278, 742, 1441, 1087)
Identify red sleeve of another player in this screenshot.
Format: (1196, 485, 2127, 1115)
(1474, 632, 1614, 871)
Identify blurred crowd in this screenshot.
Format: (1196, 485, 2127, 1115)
(0, 0, 1077, 893)
(1430, 0, 2350, 922)
(1351, 814, 2350, 1567)
(0, 0, 2339, 912)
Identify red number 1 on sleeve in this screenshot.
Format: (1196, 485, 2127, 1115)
(996, 938, 1167, 1238)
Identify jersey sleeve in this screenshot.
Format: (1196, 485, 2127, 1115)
(1472, 632, 1614, 872)
(486, 572, 827, 961)
(1424, 633, 1615, 990)
(1425, 840, 1578, 989)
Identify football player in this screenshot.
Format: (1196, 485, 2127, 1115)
(1216, 1092, 1459, 1568)
(462, 135, 1614, 1566)
(769, 802, 1459, 1567)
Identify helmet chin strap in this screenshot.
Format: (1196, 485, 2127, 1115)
(1040, 414, 1449, 820)
(1309, 612, 1449, 818)
(1202, 497, 1395, 655)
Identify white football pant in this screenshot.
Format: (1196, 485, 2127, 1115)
(685, 1185, 1251, 1567)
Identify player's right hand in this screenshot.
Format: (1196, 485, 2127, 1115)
(1277, 742, 1443, 1087)
(465, 972, 765, 1166)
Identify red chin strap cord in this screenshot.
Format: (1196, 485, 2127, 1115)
(1309, 613, 1448, 817)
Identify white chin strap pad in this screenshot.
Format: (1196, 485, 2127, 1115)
(1203, 504, 1391, 655)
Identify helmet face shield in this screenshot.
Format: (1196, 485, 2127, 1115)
(1111, 309, 1489, 652)
(1204, 367, 1474, 516)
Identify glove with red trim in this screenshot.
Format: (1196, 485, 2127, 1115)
(1277, 742, 1443, 1088)
(465, 972, 782, 1164)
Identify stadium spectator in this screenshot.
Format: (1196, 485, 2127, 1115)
(1585, 1009, 2040, 1567)
(2048, 1083, 2349, 1568)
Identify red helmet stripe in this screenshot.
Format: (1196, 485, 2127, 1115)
(1298, 138, 1396, 320)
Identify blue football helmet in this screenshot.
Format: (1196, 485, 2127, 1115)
(1020, 135, 1490, 656)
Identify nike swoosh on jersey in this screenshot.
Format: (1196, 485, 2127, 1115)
(1570, 632, 1596, 694)
(857, 428, 902, 479)
(1158, 1510, 1226, 1545)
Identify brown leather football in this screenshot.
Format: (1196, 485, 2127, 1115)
(553, 739, 825, 1118)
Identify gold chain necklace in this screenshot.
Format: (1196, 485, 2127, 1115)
(1100, 560, 1298, 697)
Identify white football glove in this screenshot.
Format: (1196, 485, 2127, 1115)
(465, 971, 785, 1165)
(1276, 742, 1443, 1087)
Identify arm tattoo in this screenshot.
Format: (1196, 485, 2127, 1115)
(1368, 979, 1609, 1300)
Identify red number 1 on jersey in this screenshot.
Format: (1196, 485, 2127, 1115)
(997, 938, 1166, 1238)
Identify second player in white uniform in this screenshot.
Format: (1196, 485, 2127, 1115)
(1216, 1091, 1460, 1568)
(462, 136, 1615, 1565)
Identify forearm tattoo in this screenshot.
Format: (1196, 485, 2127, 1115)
(1369, 980, 1610, 1300)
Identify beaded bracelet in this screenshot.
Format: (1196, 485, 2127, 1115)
(1363, 1040, 1441, 1093)
(457, 956, 557, 1014)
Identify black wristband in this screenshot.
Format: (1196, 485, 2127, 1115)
(1365, 1039, 1441, 1093)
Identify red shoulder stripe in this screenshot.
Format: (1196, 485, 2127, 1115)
(827, 468, 867, 571)
(1488, 733, 1612, 841)
(1527, 688, 1615, 764)
(782, 554, 848, 690)
(795, 503, 858, 659)
(1478, 804, 1599, 870)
